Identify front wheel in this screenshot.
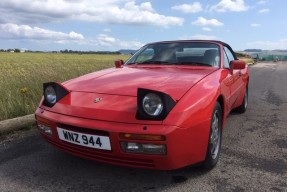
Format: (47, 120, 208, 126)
(203, 102, 222, 170)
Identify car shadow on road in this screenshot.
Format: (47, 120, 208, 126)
(44, 148, 212, 191)
(0, 130, 213, 191)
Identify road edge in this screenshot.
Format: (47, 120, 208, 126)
(0, 114, 35, 134)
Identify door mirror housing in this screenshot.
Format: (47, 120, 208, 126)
(115, 60, 124, 68)
(231, 60, 246, 70)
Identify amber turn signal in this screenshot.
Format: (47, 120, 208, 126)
(35, 115, 52, 125)
(119, 133, 165, 141)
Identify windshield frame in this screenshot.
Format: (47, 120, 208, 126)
(125, 41, 221, 68)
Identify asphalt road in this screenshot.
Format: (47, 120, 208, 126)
(0, 62, 286, 192)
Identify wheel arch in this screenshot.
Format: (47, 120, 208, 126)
(216, 95, 225, 130)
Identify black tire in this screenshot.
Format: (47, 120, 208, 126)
(235, 85, 248, 113)
(203, 102, 222, 170)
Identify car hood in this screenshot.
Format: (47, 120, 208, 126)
(63, 65, 218, 100)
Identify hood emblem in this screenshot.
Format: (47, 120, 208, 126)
(94, 97, 102, 103)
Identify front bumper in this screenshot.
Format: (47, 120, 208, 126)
(35, 108, 210, 170)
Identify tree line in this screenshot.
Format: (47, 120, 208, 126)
(0, 49, 122, 54)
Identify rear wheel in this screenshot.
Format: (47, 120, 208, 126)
(235, 85, 248, 113)
(203, 102, 222, 170)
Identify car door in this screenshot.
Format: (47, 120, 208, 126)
(224, 47, 243, 108)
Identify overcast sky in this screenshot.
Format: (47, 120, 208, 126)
(0, 0, 286, 51)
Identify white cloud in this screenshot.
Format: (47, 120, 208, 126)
(247, 39, 287, 50)
(251, 23, 261, 27)
(211, 0, 249, 12)
(179, 34, 216, 40)
(96, 34, 117, 45)
(191, 34, 216, 40)
(103, 28, 112, 32)
(192, 17, 224, 27)
(171, 2, 202, 13)
(93, 34, 144, 49)
(0, 0, 184, 27)
(0, 23, 144, 49)
(203, 27, 211, 31)
(258, 9, 269, 13)
(0, 23, 84, 43)
(258, 0, 268, 5)
(99, 2, 184, 27)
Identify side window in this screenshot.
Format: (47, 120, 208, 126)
(135, 48, 154, 63)
(224, 47, 235, 68)
(223, 51, 229, 68)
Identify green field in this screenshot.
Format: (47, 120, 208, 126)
(0, 52, 130, 121)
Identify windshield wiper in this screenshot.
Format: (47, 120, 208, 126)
(176, 62, 211, 66)
(139, 60, 170, 64)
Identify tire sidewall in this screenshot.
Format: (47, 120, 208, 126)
(204, 102, 223, 169)
(237, 85, 248, 113)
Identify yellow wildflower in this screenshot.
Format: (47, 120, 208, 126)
(20, 87, 29, 94)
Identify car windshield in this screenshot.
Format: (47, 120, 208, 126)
(125, 42, 220, 67)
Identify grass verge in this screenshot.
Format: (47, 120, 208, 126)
(0, 52, 130, 121)
(239, 57, 255, 64)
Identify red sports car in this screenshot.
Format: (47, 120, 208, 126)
(35, 40, 249, 170)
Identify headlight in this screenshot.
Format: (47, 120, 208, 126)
(43, 82, 69, 107)
(44, 85, 57, 105)
(142, 93, 163, 116)
(137, 88, 176, 120)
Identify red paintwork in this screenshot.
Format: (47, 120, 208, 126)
(115, 60, 124, 68)
(63, 66, 217, 99)
(231, 60, 247, 70)
(35, 40, 249, 170)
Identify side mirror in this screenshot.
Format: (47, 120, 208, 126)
(115, 60, 124, 68)
(231, 60, 246, 70)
